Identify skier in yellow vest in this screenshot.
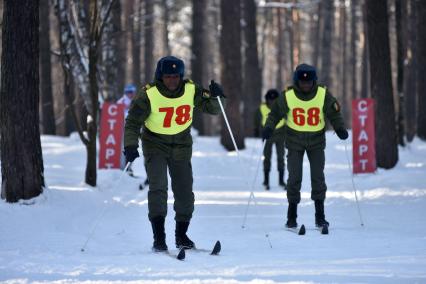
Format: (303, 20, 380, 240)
(254, 89, 286, 190)
(262, 64, 348, 230)
(123, 56, 225, 252)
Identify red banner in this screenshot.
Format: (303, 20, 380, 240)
(99, 103, 125, 169)
(352, 98, 376, 174)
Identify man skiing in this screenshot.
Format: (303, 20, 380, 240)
(123, 56, 226, 252)
(262, 63, 348, 230)
(254, 89, 286, 190)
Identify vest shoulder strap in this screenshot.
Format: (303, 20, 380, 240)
(317, 85, 327, 91)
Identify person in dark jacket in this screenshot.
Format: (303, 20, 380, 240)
(262, 63, 348, 229)
(254, 89, 286, 190)
(123, 56, 226, 252)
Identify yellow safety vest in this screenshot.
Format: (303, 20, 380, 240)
(285, 86, 326, 132)
(145, 83, 195, 135)
(260, 103, 285, 129)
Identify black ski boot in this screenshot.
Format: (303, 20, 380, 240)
(150, 216, 168, 252)
(175, 221, 195, 249)
(126, 165, 134, 177)
(263, 171, 270, 190)
(286, 203, 298, 228)
(315, 200, 330, 227)
(278, 169, 287, 190)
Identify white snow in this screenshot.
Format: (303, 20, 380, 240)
(1, 131, 426, 283)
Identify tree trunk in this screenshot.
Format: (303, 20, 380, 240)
(162, 0, 171, 55)
(111, 0, 125, 99)
(191, 0, 207, 135)
(39, 0, 56, 135)
(320, 0, 334, 87)
(1, 0, 44, 202)
(361, 0, 369, 99)
(144, 0, 154, 82)
(340, 0, 350, 126)
(287, 7, 295, 73)
(276, 7, 285, 90)
(55, 0, 91, 112)
(102, 0, 122, 101)
(292, 3, 300, 68)
(395, 0, 406, 146)
(115, 0, 127, 93)
(259, 0, 271, 74)
(366, 0, 398, 169)
(65, 78, 77, 135)
(220, 0, 245, 150)
(200, 0, 221, 135)
(403, 0, 417, 142)
(350, 0, 358, 100)
(416, 0, 426, 140)
(132, 0, 142, 85)
(85, 1, 102, 187)
(243, 0, 262, 137)
(63, 71, 79, 136)
(312, 1, 322, 68)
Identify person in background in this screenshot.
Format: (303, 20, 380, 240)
(262, 63, 348, 229)
(123, 56, 226, 252)
(117, 84, 137, 117)
(254, 89, 286, 190)
(118, 84, 148, 186)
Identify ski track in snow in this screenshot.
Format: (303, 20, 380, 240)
(1, 132, 426, 283)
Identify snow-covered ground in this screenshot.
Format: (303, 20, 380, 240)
(1, 132, 426, 283)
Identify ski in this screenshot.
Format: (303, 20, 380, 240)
(316, 224, 329, 235)
(154, 247, 186, 260)
(285, 224, 306, 235)
(139, 178, 149, 190)
(186, 240, 221, 255)
(210, 240, 221, 255)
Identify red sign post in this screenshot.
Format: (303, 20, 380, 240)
(99, 103, 125, 169)
(352, 98, 376, 174)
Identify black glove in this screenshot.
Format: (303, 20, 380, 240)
(262, 127, 273, 141)
(335, 128, 349, 140)
(123, 146, 139, 163)
(209, 80, 225, 98)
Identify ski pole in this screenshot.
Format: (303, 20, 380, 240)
(343, 140, 364, 227)
(241, 139, 267, 229)
(216, 97, 273, 248)
(80, 161, 132, 252)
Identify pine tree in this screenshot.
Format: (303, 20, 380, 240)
(1, 0, 45, 202)
(366, 0, 398, 168)
(220, 0, 245, 150)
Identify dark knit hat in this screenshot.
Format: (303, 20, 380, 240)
(155, 56, 185, 80)
(265, 89, 280, 101)
(293, 63, 317, 84)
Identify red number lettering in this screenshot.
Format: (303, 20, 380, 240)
(292, 107, 321, 126)
(159, 105, 191, 127)
(175, 105, 191, 125)
(292, 108, 305, 126)
(159, 107, 174, 127)
(307, 107, 320, 126)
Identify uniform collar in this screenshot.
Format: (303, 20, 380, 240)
(155, 79, 185, 98)
(292, 84, 319, 101)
